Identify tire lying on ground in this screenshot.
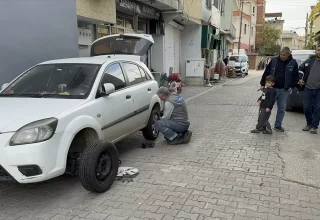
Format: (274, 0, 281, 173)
(79, 140, 119, 193)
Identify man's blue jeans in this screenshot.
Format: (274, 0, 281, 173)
(275, 89, 289, 128)
(155, 120, 189, 141)
(304, 88, 320, 129)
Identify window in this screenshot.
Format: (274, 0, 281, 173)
(220, 0, 225, 13)
(244, 24, 247, 35)
(102, 63, 126, 91)
(251, 27, 254, 36)
(213, 0, 219, 9)
(122, 63, 144, 86)
(253, 6, 255, 15)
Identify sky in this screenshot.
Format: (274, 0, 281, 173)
(266, 0, 317, 36)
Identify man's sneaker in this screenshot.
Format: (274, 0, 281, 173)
(274, 126, 285, 132)
(183, 130, 193, 143)
(302, 125, 311, 131)
(310, 128, 318, 134)
(168, 136, 185, 145)
(263, 128, 273, 134)
(251, 129, 261, 133)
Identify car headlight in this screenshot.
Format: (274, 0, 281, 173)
(10, 118, 58, 146)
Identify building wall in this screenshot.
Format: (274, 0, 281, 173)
(184, 0, 202, 24)
(180, 25, 203, 80)
(232, 0, 257, 52)
(202, 0, 212, 23)
(76, 0, 116, 23)
(0, 0, 79, 85)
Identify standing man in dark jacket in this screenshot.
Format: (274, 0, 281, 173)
(260, 47, 299, 132)
(298, 45, 320, 134)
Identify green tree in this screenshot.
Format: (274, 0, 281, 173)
(306, 2, 320, 49)
(259, 23, 281, 56)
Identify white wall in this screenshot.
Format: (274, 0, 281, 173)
(151, 35, 165, 73)
(180, 25, 202, 80)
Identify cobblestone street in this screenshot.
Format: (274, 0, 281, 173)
(1, 72, 320, 220)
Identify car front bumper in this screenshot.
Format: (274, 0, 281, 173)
(0, 132, 68, 183)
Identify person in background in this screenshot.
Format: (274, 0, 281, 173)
(298, 45, 320, 134)
(223, 56, 229, 66)
(155, 86, 192, 145)
(260, 47, 299, 132)
(251, 75, 277, 134)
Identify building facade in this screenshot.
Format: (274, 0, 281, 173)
(220, 0, 237, 58)
(0, 0, 79, 85)
(255, 0, 266, 52)
(232, 0, 257, 54)
(281, 30, 305, 50)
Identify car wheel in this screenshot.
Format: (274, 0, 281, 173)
(285, 98, 293, 111)
(79, 140, 119, 193)
(142, 107, 160, 140)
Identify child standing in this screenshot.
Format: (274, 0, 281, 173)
(251, 75, 277, 134)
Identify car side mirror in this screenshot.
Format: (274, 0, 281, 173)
(103, 83, 115, 96)
(1, 83, 8, 90)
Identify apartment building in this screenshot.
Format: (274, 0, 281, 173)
(281, 30, 305, 50)
(233, 0, 257, 53)
(220, 0, 238, 58)
(255, 0, 266, 52)
(314, 13, 320, 46)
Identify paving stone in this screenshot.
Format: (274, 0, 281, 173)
(1, 76, 320, 220)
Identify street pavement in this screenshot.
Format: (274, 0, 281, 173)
(1, 71, 320, 220)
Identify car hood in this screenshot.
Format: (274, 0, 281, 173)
(0, 98, 84, 132)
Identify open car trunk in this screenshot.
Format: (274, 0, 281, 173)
(90, 34, 154, 62)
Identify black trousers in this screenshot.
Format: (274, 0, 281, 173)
(256, 108, 271, 129)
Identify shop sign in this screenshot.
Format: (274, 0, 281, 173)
(117, 0, 159, 19)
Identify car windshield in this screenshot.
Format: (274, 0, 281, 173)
(0, 63, 101, 99)
(293, 54, 314, 66)
(229, 56, 246, 62)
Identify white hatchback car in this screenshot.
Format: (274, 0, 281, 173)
(0, 34, 161, 192)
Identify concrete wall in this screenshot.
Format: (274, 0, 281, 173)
(221, 0, 233, 31)
(202, 0, 212, 23)
(150, 35, 165, 73)
(77, 0, 116, 24)
(0, 0, 79, 85)
(180, 25, 203, 80)
(184, 0, 202, 24)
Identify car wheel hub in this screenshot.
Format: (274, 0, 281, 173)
(96, 152, 111, 181)
(151, 114, 159, 136)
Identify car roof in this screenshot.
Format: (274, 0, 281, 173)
(292, 50, 315, 54)
(39, 56, 123, 65)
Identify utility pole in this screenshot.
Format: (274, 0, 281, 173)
(238, 0, 244, 54)
(305, 13, 308, 48)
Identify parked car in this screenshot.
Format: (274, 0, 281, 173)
(0, 34, 161, 193)
(285, 50, 315, 111)
(229, 55, 249, 77)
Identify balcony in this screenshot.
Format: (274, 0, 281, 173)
(134, 0, 182, 11)
(220, 24, 237, 40)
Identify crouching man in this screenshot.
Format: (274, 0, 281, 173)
(155, 87, 192, 145)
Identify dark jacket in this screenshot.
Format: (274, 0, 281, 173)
(258, 88, 277, 110)
(260, 55, 299, 90)
(298, 55, 317, 90)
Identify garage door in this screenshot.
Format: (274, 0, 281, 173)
(165, 24, 181, 74)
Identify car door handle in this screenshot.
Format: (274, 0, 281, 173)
(148, 88, 151, 91)
(126, 95, 131, 99)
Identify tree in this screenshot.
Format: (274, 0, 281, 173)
(259, 23, 281, 56)
(306, 2, 320, 49)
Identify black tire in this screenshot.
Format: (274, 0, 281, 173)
(79, 140, 119, 193)
(142, 107, 160, 140)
